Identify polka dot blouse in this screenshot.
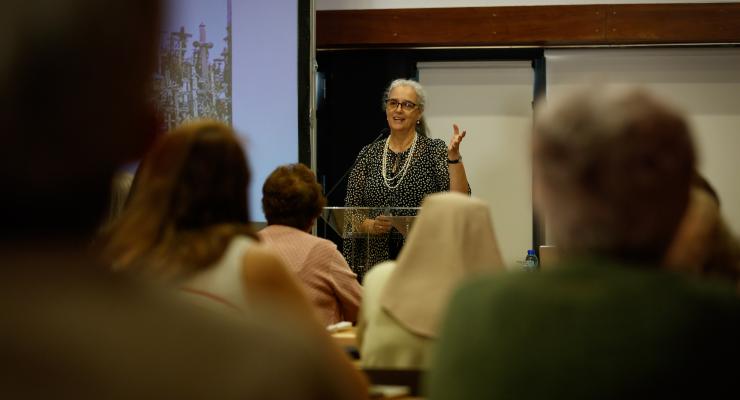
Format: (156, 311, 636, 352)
(343, 134, 467, 280)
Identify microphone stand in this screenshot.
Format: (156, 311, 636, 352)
(324, 127, 389, 201)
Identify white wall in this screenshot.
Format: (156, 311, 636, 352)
(317, 0, 732, 10)
(546, 48, 740, 237)
(418, 61, 534, 267)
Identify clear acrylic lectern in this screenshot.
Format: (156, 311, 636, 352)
(320, 207, 421, 280)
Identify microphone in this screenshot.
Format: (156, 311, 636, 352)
(324, 127, 389, 201)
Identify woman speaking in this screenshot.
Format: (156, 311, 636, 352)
(344, 79, 470, 279)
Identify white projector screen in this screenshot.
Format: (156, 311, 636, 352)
(155, 0, 300, 222)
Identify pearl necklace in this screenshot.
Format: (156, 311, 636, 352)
(382, 132, 418, 189)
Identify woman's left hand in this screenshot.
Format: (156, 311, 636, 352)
(448, 124, 466, 161)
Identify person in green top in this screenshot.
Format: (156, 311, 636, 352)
(428, 86, 740, 400)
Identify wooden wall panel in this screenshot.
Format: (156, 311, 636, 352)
(317, 3, 740, 48)
(606, 4, 740, 44)
(317, 6, 605, 47)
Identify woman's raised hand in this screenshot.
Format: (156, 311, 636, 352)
(448, 124, 466, 160)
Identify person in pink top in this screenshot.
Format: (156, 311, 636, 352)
(259, 163, 363, 326)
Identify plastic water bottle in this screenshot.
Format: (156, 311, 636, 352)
(523, 249, 539, 271)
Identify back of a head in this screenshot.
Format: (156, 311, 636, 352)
(533, 86, 695, 262)
(262, 163, 326, 231)
(105, 121, 254, 275)
(167, 122, 251, 231)
(0, 0, 161, 237)
(398, 192, 503, 273)
(381, 192, 504, 338)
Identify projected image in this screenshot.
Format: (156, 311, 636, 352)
(153, 0, 232, 130)
(152, 0, 299, 222)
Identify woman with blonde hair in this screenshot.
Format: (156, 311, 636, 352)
(103, 120, 369, 396)
(104, 119, 337, 314)
(104, 121, 262, 302)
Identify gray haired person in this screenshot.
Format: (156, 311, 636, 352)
(430, 86, 740, 400)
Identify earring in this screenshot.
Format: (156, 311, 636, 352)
(416, 120, 420, 125)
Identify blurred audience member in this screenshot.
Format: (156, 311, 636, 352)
(259, 163, 362, 325)
(0, 1, 363, 398)
(429, 86, 740, 399)
(104, 120, 368, 394)
(104, 121, 260, 304)
(664, 173, 740, 289)
(358, 192, 504, 369)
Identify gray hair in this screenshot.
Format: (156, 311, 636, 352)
(533, 85, 695, 262)
(383, 78, 430, 137)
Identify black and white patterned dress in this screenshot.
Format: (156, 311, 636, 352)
(343, 134, 458, 280)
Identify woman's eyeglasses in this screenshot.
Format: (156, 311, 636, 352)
(385, 99, 418, 111)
